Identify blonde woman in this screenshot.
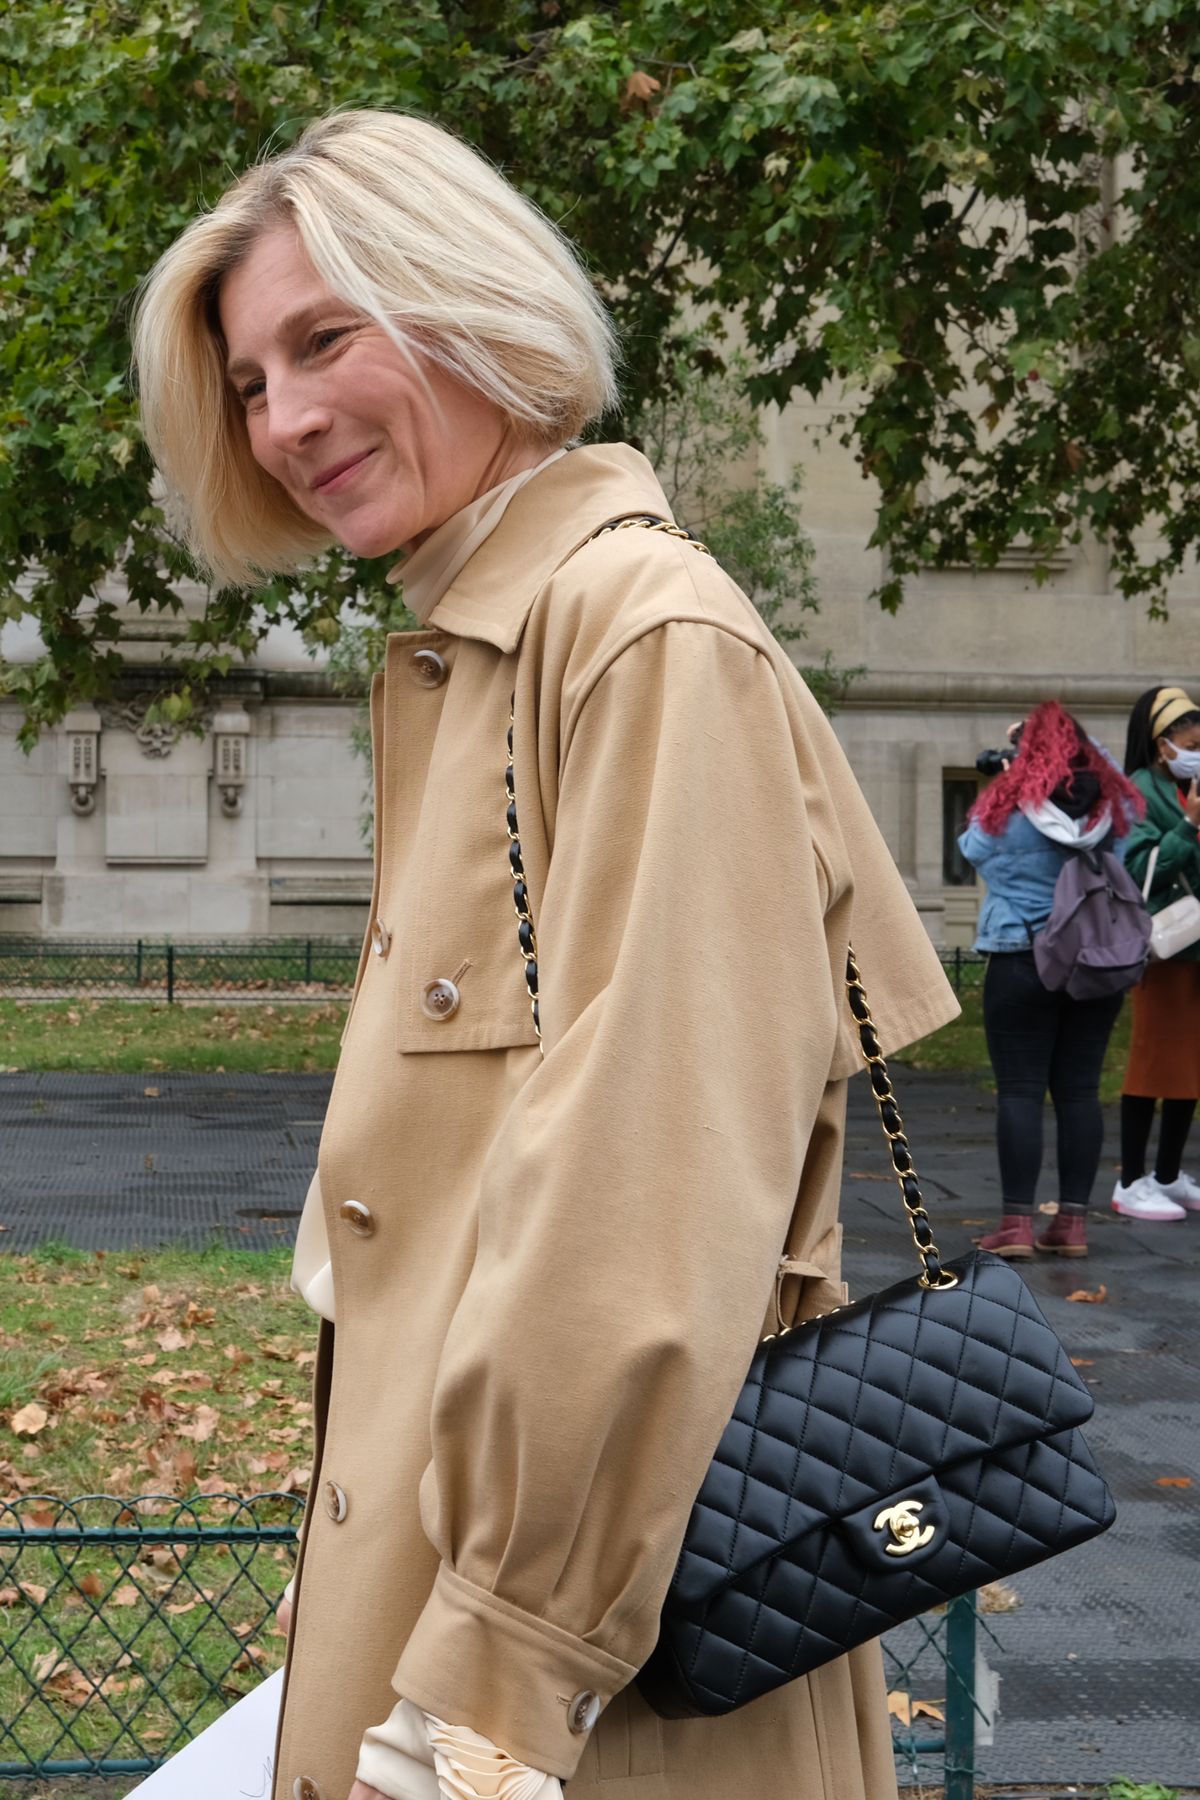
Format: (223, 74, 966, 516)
(132, 110, 957, 1800)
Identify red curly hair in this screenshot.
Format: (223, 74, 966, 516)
(971, 700, 1144, 835)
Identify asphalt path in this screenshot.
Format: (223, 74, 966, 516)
(1, 1067, 1197, 1788)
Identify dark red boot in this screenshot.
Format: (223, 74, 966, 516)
(977, 1215, 1034, 1259)
(1035, 1213, 1087, 1258)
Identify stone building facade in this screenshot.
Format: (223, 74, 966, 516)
(2, 410, 1195, 946)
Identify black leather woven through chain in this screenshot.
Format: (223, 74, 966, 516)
(504, 520, 1117, 1722)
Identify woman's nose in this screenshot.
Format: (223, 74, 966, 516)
(263, 382, 333, 456)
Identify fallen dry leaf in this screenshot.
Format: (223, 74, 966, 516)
(10, 1402, 49, 1436)
(78, 1571, 104, 1598)
(886, 1691, 946, 1726)
(110, 1584, 140, 1608)
(156, 1326, 188, 1352)
(1066, 1285, 1108, 1304)
(1069, 1357, 1096, 1367)
(1155, 1476, 1193, 1489)
(177, 1403, 219, 1444)
(143, 1086, 160, 1097)
(18, 1581, 47, 1605)
(978, 1580, 1022, 1613)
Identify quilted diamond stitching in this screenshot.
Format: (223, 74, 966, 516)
(637, 1253, 1115, 1721)
(675, 1253, 1093, 1603)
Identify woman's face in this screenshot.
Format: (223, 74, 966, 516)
(218, 223, 532, 556)
(1158, 721, 1200, 764)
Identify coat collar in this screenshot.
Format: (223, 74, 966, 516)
(418, 443, 675, 653)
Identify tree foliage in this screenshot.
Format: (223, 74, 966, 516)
(2, 1, 1199, 739)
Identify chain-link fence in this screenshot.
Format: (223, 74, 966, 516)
(0, 936, 985, 1002)
(0, 938, 360, 1001)
(0, 1491, 301, 1782)
(0, 1492, 993, 1793)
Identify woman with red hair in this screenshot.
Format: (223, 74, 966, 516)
(958, 702, 1144, 1257)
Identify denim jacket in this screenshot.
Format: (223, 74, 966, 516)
(958, 809, 1130, 954)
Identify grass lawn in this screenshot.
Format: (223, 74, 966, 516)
(896, 985, 1133, 1106)
(0, 1245, 311, 1782)
(0, 1000, 345, 1074)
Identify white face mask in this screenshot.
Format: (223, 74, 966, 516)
(1162, 740, 1200, 781)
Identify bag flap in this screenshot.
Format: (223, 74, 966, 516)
(669, 1250, 1094, 1608)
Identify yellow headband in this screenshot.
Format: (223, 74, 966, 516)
(1149, 686, 1200, 742)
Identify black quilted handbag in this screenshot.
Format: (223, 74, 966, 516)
(503, 521, 1116, 1725)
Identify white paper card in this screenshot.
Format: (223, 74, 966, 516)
(123, 1667, 282, 1800)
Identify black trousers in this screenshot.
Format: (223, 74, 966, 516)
(982, 951, 1123, 1214)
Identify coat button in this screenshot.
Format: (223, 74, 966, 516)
(370, 918, 390, 957)
(338, 1199, 374, 1237)
(293, 1779, 323, 1800)
(567, 1689, 601, 1735)
(409, 648, 447, 689)
(323, 1480, 348, 1523)
(420, 978, 461, 1021)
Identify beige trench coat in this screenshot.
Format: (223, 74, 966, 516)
(273, 445, 959, 1800)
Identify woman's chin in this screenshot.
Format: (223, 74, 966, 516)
(329, 519, 412, 561)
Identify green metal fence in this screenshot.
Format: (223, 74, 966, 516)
(0, 937, 360, 1001)
(0, 1491, 301, 1780)
(0, 1492, 992, 1794)
(0, 936, 986, 1001)
(940, 946, 986, 992)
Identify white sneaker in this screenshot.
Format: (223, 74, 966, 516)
(1147, 1171, 1200, 1212)
(1111, 1177, 1187, 1221)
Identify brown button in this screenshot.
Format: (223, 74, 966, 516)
(323, 1480, 348, 1523)
(568, 1689, 601, 1734)
(420, 977, 461, 1021)
(409, 648, 448, 689)
(294, 1779, 323, 1800)
(370, 918, 390, 957)
(338, 1199, 374, 1237)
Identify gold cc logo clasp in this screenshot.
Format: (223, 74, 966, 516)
(873, 1498, 936, 1557)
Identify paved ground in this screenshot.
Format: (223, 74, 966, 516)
(1, 1067, 1197, 1788)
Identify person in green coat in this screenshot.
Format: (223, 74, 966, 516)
(1114, 685, 1200, 1220)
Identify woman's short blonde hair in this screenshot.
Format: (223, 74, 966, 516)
(131, 109, 619, 589)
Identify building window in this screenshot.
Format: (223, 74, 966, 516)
(943, 774, 980, 886)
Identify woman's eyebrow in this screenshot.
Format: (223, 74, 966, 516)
(225, 301, 345, 380)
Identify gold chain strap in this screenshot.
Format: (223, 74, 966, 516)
(595, 515, 713, 556)
(505, 517, 954, 1291)
(505, 704, 541, 1047)
(846, 947, 956, 1291)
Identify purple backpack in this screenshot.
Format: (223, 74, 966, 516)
(1033, 847, 1151, 999)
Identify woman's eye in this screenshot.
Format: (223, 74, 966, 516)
(238, 378, 265, 405)
(313, 327, 350, 352)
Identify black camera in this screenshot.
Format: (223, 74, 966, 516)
(975, 747, 1011, 777)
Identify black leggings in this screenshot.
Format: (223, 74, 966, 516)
(982, 951, 1123, 1215)
(1119, 1095, 1197, 1188)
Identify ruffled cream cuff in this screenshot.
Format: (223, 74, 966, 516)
(356, 1697, 562, 1800)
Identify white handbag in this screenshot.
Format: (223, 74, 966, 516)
(1142, 843, 1200, 960)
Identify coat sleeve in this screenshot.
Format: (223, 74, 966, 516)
(391, 621, 844, 1778)
(1124, 807, 1200, 895)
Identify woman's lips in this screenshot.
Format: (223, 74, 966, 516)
(314, 450, 375, 495)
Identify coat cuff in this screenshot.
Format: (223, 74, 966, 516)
(392, 1563, 637, 1780)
